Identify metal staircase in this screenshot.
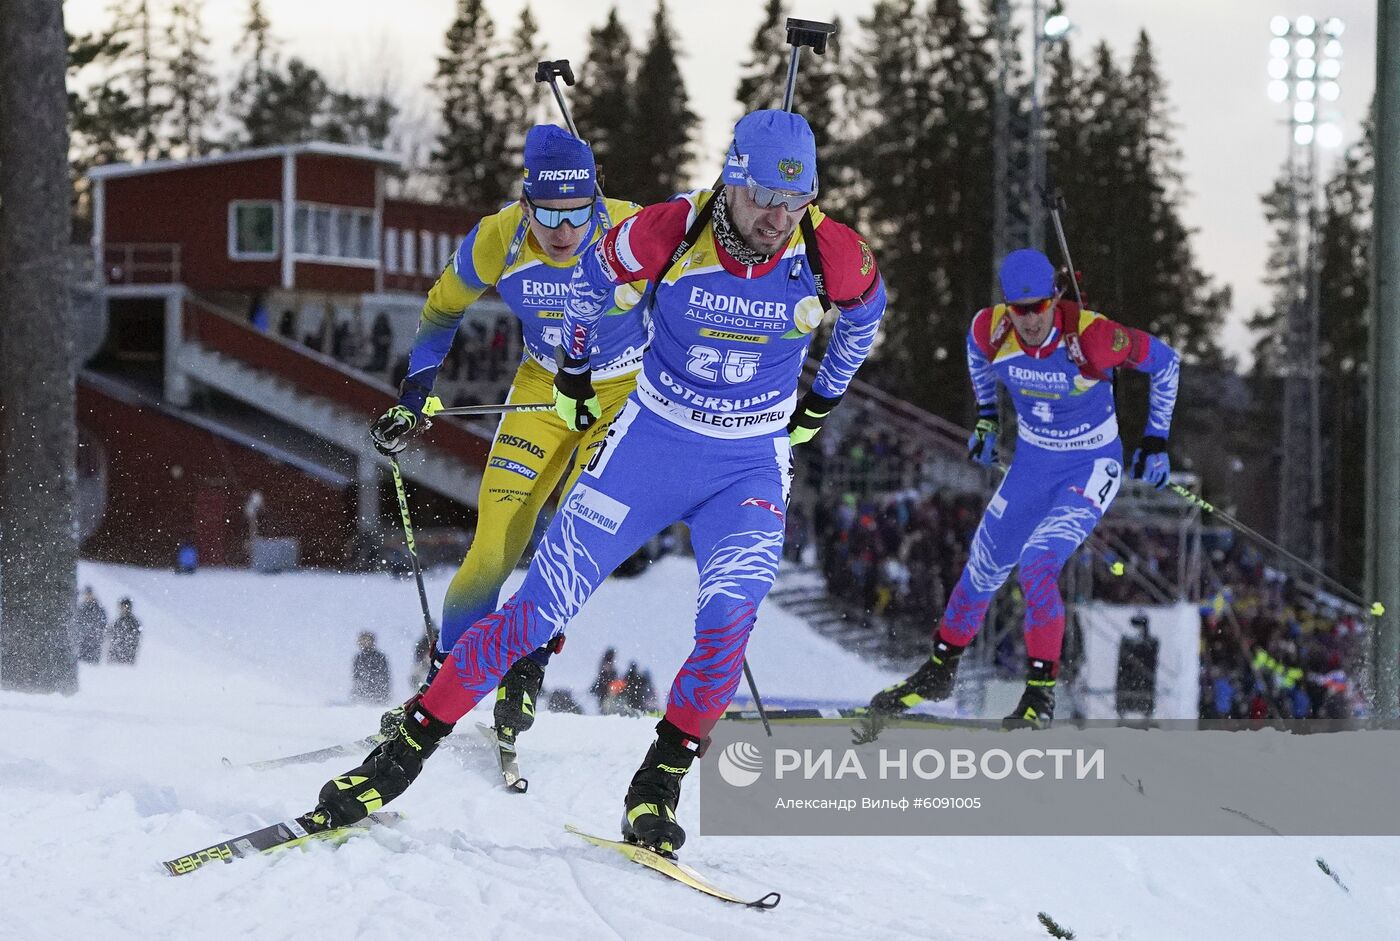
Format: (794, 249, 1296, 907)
(173, 342, 483, 503)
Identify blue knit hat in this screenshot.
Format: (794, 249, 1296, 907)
(522, 125, 595, 199)
(998, 249, 1056, 302)
(723, 109, 818, 195)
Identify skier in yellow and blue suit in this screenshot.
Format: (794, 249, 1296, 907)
(369, 125, 647, 753)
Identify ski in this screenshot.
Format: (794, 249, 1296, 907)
(161, 811, 402, 876)
(565, 824, 780, 909)
(222, 734, 385, 772)
(475, 722, 528, 793)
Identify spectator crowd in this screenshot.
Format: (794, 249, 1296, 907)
(806, 450, 1368, 720)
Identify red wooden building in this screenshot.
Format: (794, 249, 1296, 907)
(82, 143, 513, 569)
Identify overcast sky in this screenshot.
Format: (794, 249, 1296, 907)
(65, 0, 1379, 362)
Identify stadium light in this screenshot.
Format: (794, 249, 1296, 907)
(1319, 58, 1342, 78)
(1297, 58, 1317, 79)
(1269, 57, 1291, 79)
(1295, 101, 1316, 124)
(1320, 80, 1341, 100)
(1324, 39, 1343, 58)
(1271, 37, 1291, 58)
(1296, 15, 1317, 35)
(1269, 80, 1291, 102)
(1297, 80, 1317, 101)
(1296, 37, 1317, 57)
(1271, 15, 1292, 36)
(1295, 124, 1315, 146)
(1317, 122, 1343, 148)
(1323, 16, 1344, 36)
(1043, 14, 1072, 39)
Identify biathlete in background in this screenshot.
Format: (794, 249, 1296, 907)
(316, 109, 887, 856)
(368, 124, 647, 756)
(870, 248, 1180, 729)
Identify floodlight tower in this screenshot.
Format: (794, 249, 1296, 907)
(1267, 14, 1344, 569)
(1027, 2, 1073, 251)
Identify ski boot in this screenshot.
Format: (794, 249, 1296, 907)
(1002, 658, 1057, 730)
(869, 637, 966, 714)
(316, 697, 455, 827)
(379, 649, 446, 738)
(493, 655, 546, 751)
(620, 719, 709, 857)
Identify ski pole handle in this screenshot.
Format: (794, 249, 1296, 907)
(536, 59, 581, 139)
(781, 18, 837, 112)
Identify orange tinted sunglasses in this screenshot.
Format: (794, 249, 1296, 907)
(1008, 297, 1054, 316)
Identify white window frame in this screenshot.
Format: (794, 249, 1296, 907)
(384, 226, 399, 274)
(401, 228, 416, 275)
(228, 200, 280, 261)
(437, 233, 451, 272)
(419, 230, 434, 276)
(290, 201, 379, 268)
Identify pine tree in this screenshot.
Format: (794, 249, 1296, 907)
(844, 0, 933, 406)
(735, 0, 787, 113)
(844, 0, 1001, 421)
(796, 17, 848, 210)
(238, 58, 331, 146)
(626, 0, 697, 203)
(227, 0, 277, 147)
(432, 0, 509, 207)
(106, 0, 165, 160)
(1248, 172, 1299, 375)
(325, 87, 398, 149)
(67, 28, 144, 185)
(162, 0, 218, 158)
(924, 0, 996, 359)
(574, 7, 637, 197)
(1122, 33, 1228, 367)
(493, 4, 545, 194)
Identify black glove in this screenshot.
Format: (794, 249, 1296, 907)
(553, 346, 600, 431)
(371, 404, 429, 456)
(787, 392, 843, 446)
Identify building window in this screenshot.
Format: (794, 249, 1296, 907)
(384, 227, 399, 273)
(228, 201, 279, 260)
(291, 202, 378, 262)
(356, 214, 376, 261)
(402, 228, 416, 275)
(420, 230, 434, 276)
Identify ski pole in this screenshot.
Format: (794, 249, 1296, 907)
(781, 18, 837, 112)
(387, 455, 439, 651)
(1039, 182, 1084, 307)
(534, 58, 611, 204)
(535, 60, 581, 139)
(423, 398, 553, 418)
(1166, 482, 1384, 617)
(742, 658, 773, 738)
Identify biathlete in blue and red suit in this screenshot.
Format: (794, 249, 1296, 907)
(870, 248, 1180, 728)
(311, 109, 887, 854)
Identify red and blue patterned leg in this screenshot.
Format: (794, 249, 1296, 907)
(665, 476, 786, 738)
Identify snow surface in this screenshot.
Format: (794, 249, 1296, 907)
(4, 560, 1398, 940)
